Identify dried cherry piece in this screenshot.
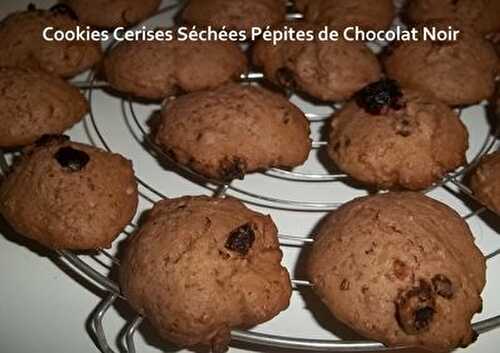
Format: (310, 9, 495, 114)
(225, 223, 255, 255)
(50, 3, 78, 21)
(396, 280, 436, 334)
(54, 146, 90, 172)
(355, 79, 404, 115)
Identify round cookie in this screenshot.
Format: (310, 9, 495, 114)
(296, 0, 395, 31)
(181, 0, 286, 31)
(328, 80, 468, 190)
(252, 22, 382, 102)
(470, 151, 500, 214)
(60, 0, 161, 28)
(307, 192, 485, 352)
(0, 136, 138, 250)
(104, 36, 248, 100)
(154, 84, 312, 181)
(0, 67, 88, 148)
(120, 196, 291, 352)
(405, 0, 500, 35)
(0, 5, 102, 78)
(384, 25, 498, 106)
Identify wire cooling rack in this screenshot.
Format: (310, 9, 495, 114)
(1, 1, 500, 352)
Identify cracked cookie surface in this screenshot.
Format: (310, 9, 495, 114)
(307, 192, 485, 352)
(296, 0, 394, 31)
(104, 36, 247, 100)
(0, 136, 138, 250)
(252, 22, 381, 102)
(328, 81, 468, 190)
(120, 196, 291, 353)
(154, 84, 312, 181)
(470, 151, 500, 215)
(60, 0, 161, 28)
(182, 0, 286, 31)
(0, 67, 88, 148)
(0, 6, 102, 78)
(384, 25, 498, 106)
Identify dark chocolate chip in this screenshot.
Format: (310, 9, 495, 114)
(218, 157, 247, 181)
(355, 79, 405, 115)
(27, 3, 36, 11)
(35, 134, 70, 147)
(54, 146, 90, 172)
(396, 280, 436, 335)
(225, 223, 255, 256)
(432, 274, 454, 299)
(276, 67, 297, 90)
(50, 3, 78, 21)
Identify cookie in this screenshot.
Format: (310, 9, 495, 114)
(384, 25, 498, 106)
(104, 35, 247, 100)
(120, 196, 291, 352)
(252, 22, 382, 102)
(154, 84, 312, 181)
(470, 151, 500, 214)
(0, 5, 102, 78)
(296, 0, 395, 31)
(0, 136, 138, 250)
(60, 0, 161, 28)
(181, 0, 286, 31)
(307, 192, 485, 352)
(328, 80, 468, 190)
(0, 67, 88, 148)
(405, 0, 500, 35)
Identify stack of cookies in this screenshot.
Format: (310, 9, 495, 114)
(0, 1, 497, 353)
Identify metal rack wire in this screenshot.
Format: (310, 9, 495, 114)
(1, 1, 500, 352)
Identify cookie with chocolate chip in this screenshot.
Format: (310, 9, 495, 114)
(252, 22, 382, 102)
(470, 151, 500, 214)
(120, 196, 291, 353)
(0, 5, 102, 78)
(296, 0, 395, 31)
(154, 84, 312, 181)
(328, 80, 468, 190)
(104, 35, 247, 100)
(181, 0, 286, 31)
(0, 136, 138, 250)
(384, 25, 498, 106)
(60, 0, 161, 28)
(0, 67, 88, 148)
(405, 0, 500, 35)
(307, 192, 485, 352)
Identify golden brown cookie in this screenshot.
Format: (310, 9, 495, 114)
(252, 22, 382, 102)
(384, 25, 498, 106)
(182, 0, 286, 31)
(0, 5, 102, 78)
(103, 36, 247, 100)
(470, 151, 500, 214)
(120, 196, 291, 352)
(307, 192, 485, 352)
(296, 0, 395, 31)
(328, 80, 468, 190)
(0, 67, 88, 148)
(154, 84, 312, 181)
(60, 0, 161, 28)
(405, 0, 500, 35)
(0, 136, 138, 250)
